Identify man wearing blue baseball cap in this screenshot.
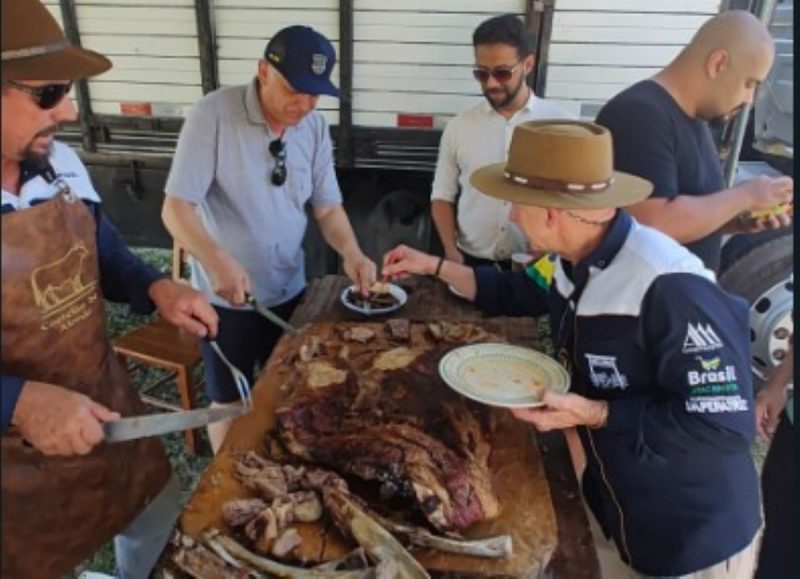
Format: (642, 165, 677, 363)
(162, 25, 376, 452)
(263, 25, 340, 98)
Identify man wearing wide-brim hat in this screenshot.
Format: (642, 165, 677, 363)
(383, 120, 763, 578)
(2, 1, 218, 577)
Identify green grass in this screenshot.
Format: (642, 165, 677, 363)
(72, 248, 212, 577)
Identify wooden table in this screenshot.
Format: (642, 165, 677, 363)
(288, 275, 600, 579)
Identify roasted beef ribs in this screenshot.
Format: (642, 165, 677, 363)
(275, 332, 499, 532)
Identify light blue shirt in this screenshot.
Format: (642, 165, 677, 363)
(165, 79, 342, 307)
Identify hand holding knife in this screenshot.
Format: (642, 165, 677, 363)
(245, 293, 300, 335)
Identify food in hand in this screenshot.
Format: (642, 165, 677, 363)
(749, 203, 793, 220)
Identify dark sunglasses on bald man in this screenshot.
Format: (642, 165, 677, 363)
(472, 60, 523, 83)
(6, 80, 73, 110)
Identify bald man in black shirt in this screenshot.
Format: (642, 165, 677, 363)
(597, 10, 793, 272)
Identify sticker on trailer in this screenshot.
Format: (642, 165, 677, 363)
(120, 102, 153, 117)
(397, 114, 434, 129)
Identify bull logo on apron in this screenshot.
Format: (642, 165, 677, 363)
(30, 240, 98, 332)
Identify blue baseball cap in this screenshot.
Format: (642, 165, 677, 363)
(264, 25, 339, 98)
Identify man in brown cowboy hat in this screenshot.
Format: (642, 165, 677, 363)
(2, 1, 218, 577)
(382, 120, 762, 578)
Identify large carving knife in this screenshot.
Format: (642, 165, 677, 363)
(103, 404, 250, 443)
(245, 293, 300, 335)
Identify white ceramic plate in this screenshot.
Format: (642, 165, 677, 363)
(340, 283, 408, 316)
(438, 343, 570, 408)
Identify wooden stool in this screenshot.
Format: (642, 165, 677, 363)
(112, 245, 205, 454)
(114, 318, 204, 453)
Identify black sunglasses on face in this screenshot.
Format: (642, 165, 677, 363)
(269, 138, 287, 186)
(472, 61, 523, 84)
(7, 80, 73, 110)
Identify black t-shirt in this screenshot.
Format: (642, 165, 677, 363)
(596, 80, 726, 271)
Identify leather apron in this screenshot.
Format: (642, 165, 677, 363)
(1, 185, 171, 579)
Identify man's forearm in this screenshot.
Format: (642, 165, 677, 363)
(436, 259, 477, 300)
(92, 204, 166, 313)
(162, 196, 225, 264)
(314, 205, 363, 260)
(431, 200, 459, 253)
(628, 187, 751, 243)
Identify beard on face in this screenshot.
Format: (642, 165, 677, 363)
(21, 147, 52, 170)
(722, 103, 746, 121)
(22, 124, 59, 162)
(702, 102, 746, 150)
(21, 126, 58, 166)
(482, 74, 525, 111)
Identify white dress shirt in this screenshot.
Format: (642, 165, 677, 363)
(431, 92, 574, 260)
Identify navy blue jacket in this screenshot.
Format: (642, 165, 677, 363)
(475, 211, 761, 576)
(1, 198, 165, 433)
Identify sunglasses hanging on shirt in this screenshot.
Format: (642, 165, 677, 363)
(7, 80, 73, 110)
(269, 138, 287, 186)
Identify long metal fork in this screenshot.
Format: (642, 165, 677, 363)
(205, 338, 253, 408)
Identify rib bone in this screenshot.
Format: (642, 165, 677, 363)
(173, 536, 256, 579)
(203, 529, 372, 579)
(323, 487, 430, 579)
(377, 517, 512, 558)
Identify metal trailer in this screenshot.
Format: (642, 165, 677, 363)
(43, 0, 792, 384)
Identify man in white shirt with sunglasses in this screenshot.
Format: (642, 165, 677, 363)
(431, 14, 573, 271)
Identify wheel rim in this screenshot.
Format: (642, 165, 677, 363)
(749, 275, 794, 381)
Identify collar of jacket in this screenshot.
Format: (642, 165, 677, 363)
(560, 209, 632, 294)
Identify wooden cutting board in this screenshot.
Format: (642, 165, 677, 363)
(180, 321, 559, 577)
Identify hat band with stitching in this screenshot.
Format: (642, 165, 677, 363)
(2, 39, 71, 61)
(504, 170, 614, 193)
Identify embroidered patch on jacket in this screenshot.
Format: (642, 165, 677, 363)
(30, 241, 97, 332)
(684, 356, 747, 413)
(525, 255, 554, 291)
(585, 353, 629, 390)
(681, 322, 723, 354)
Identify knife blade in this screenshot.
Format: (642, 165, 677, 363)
(245, 294, 300, 335)
(103, 404, 250, 443)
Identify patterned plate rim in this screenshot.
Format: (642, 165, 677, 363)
(438, 343, 569, 408)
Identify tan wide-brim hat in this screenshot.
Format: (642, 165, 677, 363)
(2, 0, 111, 81)
(470, 120, 653, 210)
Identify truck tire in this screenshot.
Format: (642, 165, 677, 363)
(720, 227, 792, 273)
(718, 231, 794, 390)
